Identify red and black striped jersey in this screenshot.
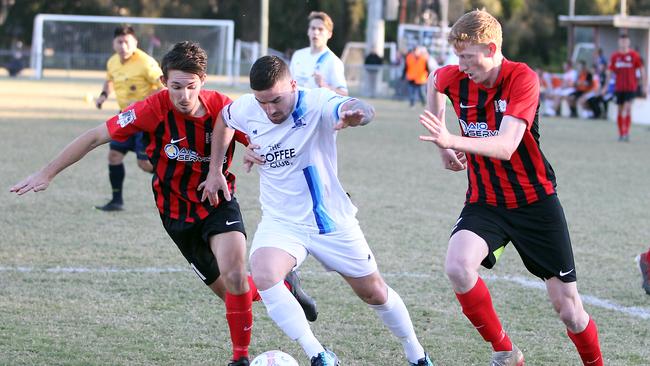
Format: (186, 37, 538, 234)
(434, 59, 556, 208)
(106, 89, 248, 222)
(608, 50, 643, 92)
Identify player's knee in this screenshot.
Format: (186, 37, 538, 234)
(552, 297, 580, 329)
(444, 258, 474, 286)
(137, 159, 153, 172)
(222, 269, 248, 294)
(108, 150, 124, 164)
(357, 282, 387, 305)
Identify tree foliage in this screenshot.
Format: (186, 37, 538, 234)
(3, 0, 650, 69)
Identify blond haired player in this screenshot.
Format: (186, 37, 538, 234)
(289, 11, 348, 96)
(420, 10, 603, 366)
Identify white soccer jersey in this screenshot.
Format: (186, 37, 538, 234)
(223, 88, 357, 233)
(290, 47, 348, 92)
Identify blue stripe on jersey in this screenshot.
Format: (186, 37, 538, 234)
(315, 51, 330, 70)
(291, 90, 306, 128)
(332, 97, 353, 120)
(303, 165, 336, 234)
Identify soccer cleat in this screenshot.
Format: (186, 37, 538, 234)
(409, 352, 434, 366)
(636, 253, 650, 295)
(490, 344, 524, 366)
(285, 270, 318, 322)
(310, 349, 340, 366)
(227, 356, 249, 366)
(95, 201, 123, 211)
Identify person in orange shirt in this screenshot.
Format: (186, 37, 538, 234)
(568, 60, 594, 118)
(404, 46, 430, 107)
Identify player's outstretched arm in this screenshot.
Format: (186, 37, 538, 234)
(10, 123, 112, 195)
(334, 99, 375, 130)
(198, 114, 234, 206)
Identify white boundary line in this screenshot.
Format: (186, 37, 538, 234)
(2, 266, 649, 320)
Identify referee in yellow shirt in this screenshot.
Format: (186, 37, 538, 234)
(95, 26, 163, 211)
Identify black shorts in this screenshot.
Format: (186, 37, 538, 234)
(160, 197, 246, 285)
(451, 194, 577, 282)
(109, 132, 149, 160)
(615, 91, 636, 105)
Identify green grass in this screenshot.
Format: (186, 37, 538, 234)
(1, 75, 649, 365)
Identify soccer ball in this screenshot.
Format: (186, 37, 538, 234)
(250, 350, 299, 366)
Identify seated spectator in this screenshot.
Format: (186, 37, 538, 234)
(549, 60, 577, 116)
(569, 61, 594, 118)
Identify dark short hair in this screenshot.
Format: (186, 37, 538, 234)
(161, 41, 207, 78)
(113, 25, 136, 39)
(249, 55, 290, 91)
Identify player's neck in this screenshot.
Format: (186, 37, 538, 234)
(310, 44, 327, 54)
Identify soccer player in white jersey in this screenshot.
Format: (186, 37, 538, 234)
(201, 56, 434, 366)
(290, 11, 348, 96)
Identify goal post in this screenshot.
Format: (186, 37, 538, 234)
(30, 14, 234, 80)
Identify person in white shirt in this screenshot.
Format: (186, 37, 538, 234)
(290, 11, 348, 96)
(202, 56, 434, 366)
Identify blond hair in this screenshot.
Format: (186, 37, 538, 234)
(308, 11, 334, 33)
(448, 10, 502, 50)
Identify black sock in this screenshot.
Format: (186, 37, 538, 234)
(108, 164, 125, 204)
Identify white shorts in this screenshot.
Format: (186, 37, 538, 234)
(250, 218, 378, 278)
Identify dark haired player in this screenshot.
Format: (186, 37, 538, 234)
(11, 41, 315, 366)
(95, 25, 163, 211)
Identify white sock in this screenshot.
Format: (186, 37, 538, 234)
(368, 286, 426, 363)
(259, 280, 324, 358)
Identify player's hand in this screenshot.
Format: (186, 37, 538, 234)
(419, 108, 453, 149)
(334, 109, 366, 130)
(197, 170, 231, 207)
(313, 72, 325, 87)
(439, 149, 466, 171)
(10, 171, 51, 195)
(95, 95, 106, 109)
(242, 143, 265, 173)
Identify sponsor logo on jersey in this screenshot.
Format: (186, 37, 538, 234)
(459, 119, 499, 138)
(292, 115, 306, 129)
(263, 142, 295, 168)
(164, 144, 210, 162)
(117, 109, 136, 128)
(494, 99, 507, 113)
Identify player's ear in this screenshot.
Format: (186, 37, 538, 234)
(160, 76, 167, 87)
(290, 79, 297, 91)
(487, 42, 497, 57)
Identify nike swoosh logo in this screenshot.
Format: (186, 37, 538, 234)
(559, 268, 574, 276)
(243, 325, 252, 332)
(225, 220, 240, 226)
(460, 102, 476, 108)
(170, 137, 186, 144)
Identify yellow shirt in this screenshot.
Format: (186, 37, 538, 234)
(106, 48, 163, 110)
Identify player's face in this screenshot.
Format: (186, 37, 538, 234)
(253, 77, 297, 124)
(618, 37, 630, 51)
(113, 34, 138, 61)
(163, 70, 206, 116)
(455, 42, 498, 86)
(308, 19, 332, 50)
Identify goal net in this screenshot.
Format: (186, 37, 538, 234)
(30, 14, 234, 80)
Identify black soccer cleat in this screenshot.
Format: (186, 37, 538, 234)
(228, 356, 249, 366)
(95, 201, 123, 212)
(285, 270, 318, 322)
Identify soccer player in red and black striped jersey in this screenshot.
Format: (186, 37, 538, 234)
(10, 41, 318, 366)
(602, 33, 646, 142)
(419, 10, 603, 366)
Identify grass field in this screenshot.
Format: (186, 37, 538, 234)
(1, 75, 649, 366)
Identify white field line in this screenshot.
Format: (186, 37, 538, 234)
(1, 266, 649, 320)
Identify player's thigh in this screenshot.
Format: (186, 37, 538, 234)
(508, 195, 577, 282)
(307, 224, 377, 278)
(160, 215, 220, 285)
(449, 204, 508, 270)
(203, 198, 247, 273)
(250, 218, 307, 285)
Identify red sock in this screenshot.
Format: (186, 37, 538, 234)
(247, 275, 261, 302)
(225, 291, 253, 360)
(617, 114, 623, 136)
(567, 317, 602, 366)
(455, 277, 512, 352)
